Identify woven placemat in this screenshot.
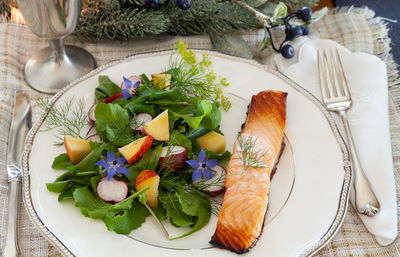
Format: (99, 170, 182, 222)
(0, 7, 398, 256)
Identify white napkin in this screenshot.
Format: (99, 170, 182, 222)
(274, 38, 398, 246)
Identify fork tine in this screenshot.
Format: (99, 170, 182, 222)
(322, 50, 336, 98)
(329, 49, 343, 96)
(317, 50, 329, 101)
(335, 49, 351, 98)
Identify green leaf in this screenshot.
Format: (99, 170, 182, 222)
(186, 126, 210, 140)
(73, 187, 114, 219)
(153, 205, 167, 221)
(52, 153, 72, 170)
(95, 76, 121, 103)
(159, 191, 193, 227)
(201, 103, 221, 130)
(126, 145, 163, 182)
(170, 198, 211, 240)
(205, 150, 231, 161)
(95, 103, 134, 146)
(58, 184, 82, 201)
(170, 131, 192, 158)
(170, 100, 213, 130)
(273, 2, 287, 20)
(73, 143, 111, 171)
(176, 187, 202, 216)
(90, 175, 102, 193)
(104, 200, 149, 234)
(46, 178, 89, 193)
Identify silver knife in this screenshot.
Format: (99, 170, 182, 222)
(2, 91, 31, 257)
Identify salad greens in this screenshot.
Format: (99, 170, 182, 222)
(45, 40, 232, 239)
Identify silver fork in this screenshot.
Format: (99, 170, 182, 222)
(318, 49, 380, 217)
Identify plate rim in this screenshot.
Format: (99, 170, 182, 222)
(21, 49, 352, 257)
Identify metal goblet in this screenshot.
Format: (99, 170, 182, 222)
(16, 0, 96, 94)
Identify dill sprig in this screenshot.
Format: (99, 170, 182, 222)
(167, 39, 231, 111)
(234, 134, 269, 172)
(37, 96, 89, 144)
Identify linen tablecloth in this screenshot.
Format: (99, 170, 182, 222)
(0, 7, 399, 256)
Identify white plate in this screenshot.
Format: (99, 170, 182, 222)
(22, 50, 351, 257)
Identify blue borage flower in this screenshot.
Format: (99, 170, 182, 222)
(121, 76, 140, 100)
(95, 151, 130, 181)
(186, 149, 218, 181)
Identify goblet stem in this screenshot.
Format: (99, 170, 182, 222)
(49, 39, 66, 57)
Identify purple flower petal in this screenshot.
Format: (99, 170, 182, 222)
(123, 76, 132, 89)
(203, 169, 213, 179)
(95, 159, 109, 169)
(133, 81, 140, 89)
(116, 166, 130, 176)
(192, 169, 202, 181)
(107, 151, 115, 162)
(206, 159, 218, 169)
(186, 159, 200, 169)
(107, 169, 116, 181)
(117, 156, 126, 166)
(198, 149, 206, 163)
(121, 89, 132, 99)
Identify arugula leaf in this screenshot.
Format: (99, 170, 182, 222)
(159, 191, 193, 227)
(73, 187, 114, 219)
(73, 143, 111, 171)
(206, 150, 231, 161)
(153, 205, 167, 221)
(176, 187, 202, 216)
(95, 76, 121, 103)
(46, 178, 90, 193)
(95, 103, 134, 146)
(186, 126, 210, 140)
(104, 200, 149, 234)
(58, 184, 83, 202)
(73, 186, 148, 220)
(170, 131, 192, 158)
(170, 199, 211, 240)
(201, 103, 221, 130)
(52, 153, 71, 170)
(170, 100, 213, 129)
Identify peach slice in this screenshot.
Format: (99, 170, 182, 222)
(143, 110, 169, 141)
(118, 136, 153, 165)
(151, 73, 171, 90)
(196, 131, 226, 154)
(136, 169, 160, 208)
(64, 136, 92, 165)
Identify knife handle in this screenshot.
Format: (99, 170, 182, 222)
(2, 180, 21, 257)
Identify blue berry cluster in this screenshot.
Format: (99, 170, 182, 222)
(145, 0, 192, 10)
(267, 7, 312, 59)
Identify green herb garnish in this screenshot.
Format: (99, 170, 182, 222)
(167, 39, 231, 111)
(37, 96, 88, 144)
(235, 134, 269, 172)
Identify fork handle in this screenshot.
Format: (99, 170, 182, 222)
(339, 110, 380, 217)
(2, 180, 21, 257)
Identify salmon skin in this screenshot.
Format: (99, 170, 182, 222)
(210, 90, 287, 254)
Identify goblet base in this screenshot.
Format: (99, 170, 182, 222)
(24, 45, 96, 94)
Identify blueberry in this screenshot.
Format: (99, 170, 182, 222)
(281, 44, 294, 59)
(177, 0, 192, 10)
(297, 7, 312, 22)
(286, 25, 303, 41)
(302, 26, 309, 36)
(145, 0, 159, 9)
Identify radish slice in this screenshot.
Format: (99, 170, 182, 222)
(121, 75, 143, 90)
(86, 134, 102, 143)
(88, 103, 97, 122)
(96, 177, 128, 203)
(131, 113, 152, 134)
(193, 164, 226, 195)
(85, 123, 96, 139)
(158, 145, 187, 172)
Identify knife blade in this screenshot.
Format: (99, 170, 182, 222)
(2, 91, 31, 257)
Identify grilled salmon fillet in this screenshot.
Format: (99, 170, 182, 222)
(210, 90, 287, 254)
